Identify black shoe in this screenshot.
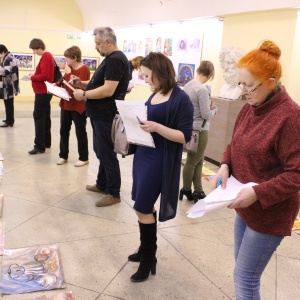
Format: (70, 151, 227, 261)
(0, 123, 13, 127)
(193, 191, 206, 203)
(179, 188, 194, 201)
(130, 261, 157, 282)
(28, 148, 45, 155)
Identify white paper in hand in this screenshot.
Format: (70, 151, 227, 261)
(45, 81, 71, 101)
(186, 176, 257, 218)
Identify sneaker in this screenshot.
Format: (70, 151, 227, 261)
(86, 184, 106, 194)
(57, 158, 67, 165)
(74, 160, 89, 167)
(95, 195, 121, 207)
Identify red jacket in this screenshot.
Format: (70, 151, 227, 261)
(59, 64, 90, 114)
(222, 88, 300, 236)
(31, 52, 54, 94)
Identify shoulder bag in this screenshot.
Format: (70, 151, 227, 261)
(111, 114, 137, 158)
(53, 59, 62, 83)
(184, 120, 207, 154)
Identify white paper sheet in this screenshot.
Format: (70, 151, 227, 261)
(115, 100, 155, 148)
(45, 81, 71, 101)
(186, 176, 257, 218)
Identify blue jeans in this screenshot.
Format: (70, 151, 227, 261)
(90, 118, 121, 197)
(234, 213, 284, 300)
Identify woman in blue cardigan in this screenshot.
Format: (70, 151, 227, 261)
(129, 52, 193, 282)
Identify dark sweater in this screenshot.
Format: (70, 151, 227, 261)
(222, 88, 300, 236)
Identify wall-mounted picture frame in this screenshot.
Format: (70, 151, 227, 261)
(53, 55, 67, 71)
(12, 53, 34, 71)
(82, 57, 98, 71)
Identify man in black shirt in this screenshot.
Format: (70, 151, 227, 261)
(73, 26, 129, 207)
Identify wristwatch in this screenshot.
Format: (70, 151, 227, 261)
(83, 91, 88, 102)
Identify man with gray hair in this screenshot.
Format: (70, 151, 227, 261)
(73, 26, 129, 207)
(219, 46, 245, 100)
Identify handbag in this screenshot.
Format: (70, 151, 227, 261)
(53, 59, 62, 83)
(184, 120, 207, 154)
(111, 114, 137, 158)
(184, 130, 200, 153)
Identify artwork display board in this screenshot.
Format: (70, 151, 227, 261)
(13, 53, 35, 71)
(116, 24, 203, 87)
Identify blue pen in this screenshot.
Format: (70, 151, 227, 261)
(216, 176, 222, 188)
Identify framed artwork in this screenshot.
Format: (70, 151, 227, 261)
(53, 55, 67, 71)
(0, 244, 65, 294)
(82, 57, 98, 71)
(12, 53, 34, 71)
(177, 63, 195, 87)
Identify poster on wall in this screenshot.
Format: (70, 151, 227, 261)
(53, 56, 67, 71)
(82, 57, 98, 72)
(177, 63, 195, 87)
(13, 53, 34, 71)
(163, 38, 173, 56)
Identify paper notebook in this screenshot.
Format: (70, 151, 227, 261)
(45, 81, 71, 101)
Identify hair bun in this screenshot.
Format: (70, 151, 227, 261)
(259, 40, 281, 60)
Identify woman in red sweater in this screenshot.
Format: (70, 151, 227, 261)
(213, 40, 300, 299)
(28, 38, 54, 154)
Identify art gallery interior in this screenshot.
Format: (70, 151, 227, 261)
(0, 0, 300, 299)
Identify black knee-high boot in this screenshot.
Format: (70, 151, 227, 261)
(130, 221, 157, 282)
(128, 211, 157, 262)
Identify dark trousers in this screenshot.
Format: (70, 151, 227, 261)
(33, 93, 52, 151)
(59, 109, 89, 161)
(90, 118, 121, 197)
(3, 97, 14, 125)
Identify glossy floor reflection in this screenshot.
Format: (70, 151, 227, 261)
(0, 102, 299, 300)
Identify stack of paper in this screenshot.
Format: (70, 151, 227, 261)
(187, 176, 257, 218)
(45, 81, 71, 101)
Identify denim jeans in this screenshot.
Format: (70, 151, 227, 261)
(90, 118, 121, 197)
(234, 213, 284, 300)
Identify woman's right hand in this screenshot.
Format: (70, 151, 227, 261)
(69, 75, 81, 88)
(211, 164, 230, 189)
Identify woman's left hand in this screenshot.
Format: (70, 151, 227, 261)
(228, 187, 258, 209)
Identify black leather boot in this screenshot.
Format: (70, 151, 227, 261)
(193, 191, 206, 203)
(179, 188, 193, 200)
(128, 211, 157, 262)
(130, 222, 157, 282)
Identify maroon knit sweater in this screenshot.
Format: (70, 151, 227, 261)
(222, 88, 300, 236)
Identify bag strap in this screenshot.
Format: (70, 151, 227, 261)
(201, 120, 207, 128)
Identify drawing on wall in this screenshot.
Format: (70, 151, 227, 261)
(145, 38, 153, 56)
(177, 38, 188, 51)
(137, 40, 144, 54)
(189, 38, 201, 51)
(0, 244, 65, 294)
(128, 40, 137, 53)
(13, 53, 34, 71)
(122, 39, 128, 53)
(155, 37, 162, 52)
(53, 56, 67, 71)
(82, 57, 98, 71)
(177, 63, 195, 87)
(163, 38, 173, 56)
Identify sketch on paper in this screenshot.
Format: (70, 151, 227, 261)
(0, 244, 65, 294)
(163, 38, 172, 56)
(13, 53, 34, 71)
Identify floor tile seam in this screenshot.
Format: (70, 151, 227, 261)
(276, 253, 300, 261)
(52, 205, 139, 226)
(158, 230, 234, 247)
(158, 233, 232, 300)
(62, 282, 102, 298)
(157, 216, 235, 230)
(96, 293, 125, 300)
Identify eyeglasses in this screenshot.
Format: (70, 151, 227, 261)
(238, 82, 263, 95)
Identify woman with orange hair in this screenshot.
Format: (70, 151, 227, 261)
(213, 40, 300, 299)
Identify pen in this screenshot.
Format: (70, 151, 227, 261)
(136, 115, 144, 125)
(216, 176, 222, 188)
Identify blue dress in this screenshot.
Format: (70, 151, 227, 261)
(132, 100, 167, 214)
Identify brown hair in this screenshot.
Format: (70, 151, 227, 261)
(29, 38, 46, 50)
(131, 56, 144, 70)
(196, 60, 215, 80)
(64, 45, 82, 62)
(237, 40, 282, 82)
(140, 52, 176, 94)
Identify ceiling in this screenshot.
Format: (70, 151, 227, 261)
(73, 0, 300, 31)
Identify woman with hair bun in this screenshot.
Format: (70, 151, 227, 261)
(212, 40, 300, 299)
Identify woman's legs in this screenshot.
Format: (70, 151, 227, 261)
(234, 213, 284, 300)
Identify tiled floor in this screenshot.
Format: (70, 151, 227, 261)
(0, 101, 299, 300)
